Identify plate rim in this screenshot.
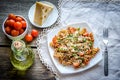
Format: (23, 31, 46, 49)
(47, 22, 102, 74)
(28, 1, 59, 28)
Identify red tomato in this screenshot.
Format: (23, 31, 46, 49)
(83, 32, 89, 37)
(5, 20, 10, 26)
(73, 62, 80, 68)
(25, 34, 33, 42)
(9, 19, 15, 27)
(14, 22, 22, 30)
(16, 17, 23, 22)
(52, 36, 57, 44)
(5, 26, 11, 34)
(21, 21, 26, 29)
(11, 29, 19, 36)
(31, 29, 39, 38)
(19, 29, 24, 34)
(8, 13, 16, 20)
(68, 27, 76, 33)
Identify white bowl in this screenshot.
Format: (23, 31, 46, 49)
(2, 15, 28, 40)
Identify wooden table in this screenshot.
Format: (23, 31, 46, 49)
(0, 0, 58, 80)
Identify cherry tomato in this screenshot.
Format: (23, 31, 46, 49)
(14, 22, 22, 30)
(68, 27, 76, 33)
(5, 26, 11, 34)
(21, 21, 26, 29)
(16, 17, 23, 22)
(73, 62, 80, 68)
(31, 29, 39, 38)
(9, 19, 15, 27)
(52, 36, 57, 44)
(19, 29, 24, 34)
(83, 32, 89, 37)
(5, 20, 10, 26)
(11, 29, 19, 36)
(8, 13, 16, 20)
(25, 34, 33, 42)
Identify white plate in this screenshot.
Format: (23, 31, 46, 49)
(28, 1, 58, 28)
(47, 22, 102, 74)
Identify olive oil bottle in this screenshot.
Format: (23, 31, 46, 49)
(10, 40, 34, 70)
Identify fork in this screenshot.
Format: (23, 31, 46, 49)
(103, 28, 109, 76)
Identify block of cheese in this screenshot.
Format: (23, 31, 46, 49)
(34, 2, 53, 26)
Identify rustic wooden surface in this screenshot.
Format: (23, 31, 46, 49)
(0, 48, 55, 80)
(0, 0, 58, 46)
(0, 0, 58, 80)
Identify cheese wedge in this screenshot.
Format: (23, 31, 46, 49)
(34, 2, 53, 26)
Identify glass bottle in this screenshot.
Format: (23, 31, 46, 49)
(10, 40, 34, 70)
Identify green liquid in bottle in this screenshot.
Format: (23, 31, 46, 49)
(10, 40, 34, 70)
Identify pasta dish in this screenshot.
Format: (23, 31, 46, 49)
(50, 26, 99, 68)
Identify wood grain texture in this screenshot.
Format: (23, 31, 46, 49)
(0, 0, 58, 46)
(0, 48, 55, 80)
(0, 0, 58, 80)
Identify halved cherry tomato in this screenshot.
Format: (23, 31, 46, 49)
(21, 21, 26, 29)
(11, 29, 19, 36)
(14, 22, 22, 30)
(68, 27, 76, 33)
(8, 13, 16, 20)
(31, 29, 39, 38)
(52, 36, 57, 44)
(16, 16, 23, 22)
(87, 50, 92, 54)
(73, 62, 80, 68)
(5, 26, 11, 34)
(83, 32, 89, 37)
(78, 52, 84, 56)
(25, 34, 33, 42)
(84, 59, 89, 65)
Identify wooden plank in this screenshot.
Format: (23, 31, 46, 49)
(0, 48, 55, 80)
